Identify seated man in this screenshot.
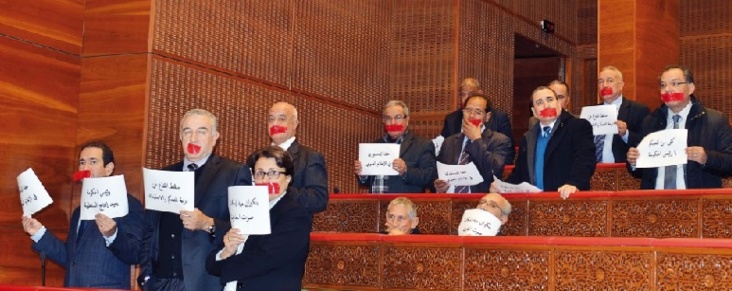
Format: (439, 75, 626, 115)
(494, 86, 596, 199)
(383, 197, 420, 235)
(434, 93, 512, 193)
(354, 100, 436, 193)
(458, 193, 512, 236)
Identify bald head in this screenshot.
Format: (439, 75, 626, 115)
(477, 193, 512, 224)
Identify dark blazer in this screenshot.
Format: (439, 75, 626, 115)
(441, 108, 515, 164)
(206, 192, 311, 291)
(629, 101, 732, 189)
(437, 129, 512, 193)
(139, 154, 252, 291)
(358, 132, 436, 193)
(34, 194, 143, 289)
(507, 110, 597, 191)
(283, 140, 329, 214)
(598, 97, 650, 162)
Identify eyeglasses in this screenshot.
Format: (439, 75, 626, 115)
(659, 81, 688, 90)
(382, 115, 406, 123)
(598, 78, 616, 85)
(254, 169, 286, 179)
(462, 108, 485, 116)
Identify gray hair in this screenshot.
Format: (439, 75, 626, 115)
(387, 197, 418, 219)
(181, 108, 218, 133)
(384, 100, 410, 117)
(600, 65, 624, 81)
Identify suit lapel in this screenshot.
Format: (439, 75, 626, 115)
(288, 140, 301, 161)
(194, 155, 220, 205)
(399, 133, 413, 156)
(525, 125, 538, 185)
(618, 98, 630, 120)
(544, 113, 569, 159)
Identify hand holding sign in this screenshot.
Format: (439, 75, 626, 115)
(580, 104, 618, 135)
(358, 143, 400, 176)
(80, 175, 129, 220)
(17, 168, 54, 216)
(228, 186, 270, 235)
(635, 129, 688, 168)
(143, 168, 195, 214)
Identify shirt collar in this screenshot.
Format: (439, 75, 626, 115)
(667, 101, 693, 122)
(274, 136, 296, 151)
(184, 154, 211, 170)
(269, 191, 287, 209)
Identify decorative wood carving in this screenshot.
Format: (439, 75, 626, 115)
(403, 200, 452, 234)
(382, 245, 461, 290)
(313, 201, 379, 233)
(304, 243, 381, 288)
(702, 199, 732, 238)
(612, 200, 698, 237)
(657, 252, 732, 290)
(591, 167, 618, 191)
(464, 248, 550, 290)
(501, 200, 527, 236)
(555, 250, 652, 290)
(529, 201, 608, 236)
(451, 200, 476, 235)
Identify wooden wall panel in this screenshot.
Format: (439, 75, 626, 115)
(82, 0, 151, 56)
(0, 0, 84, 54)
(0, 36, 80, 287)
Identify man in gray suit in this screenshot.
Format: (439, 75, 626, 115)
(354, 100, 436, 193)
(139, 109, 251, 291)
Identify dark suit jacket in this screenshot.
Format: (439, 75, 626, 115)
(34, 194, 143, 289)
(441, 108, 515, 164)
(629, 101, 732, 189)
(357, 132, 436, 193)
(206, 192, 311, 290)
(437, 129, 512, 193)
(282, 140, 329, 214)
(139, 154, 252, 291)
(598, 97, 650, 162)
(507, 110, 597, 191)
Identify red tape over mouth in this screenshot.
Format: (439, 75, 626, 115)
(539, 108, 558, 118)
(269, 125, 287, 135)
(661, 92, 684, 103)
(187, 143, 201, 155)
(255, 182, 281, 195)
(73, 170, 91, 182)
(384, 124, 404, 132)
(469, 119, 482, 126)
(600, 86, 613, 97)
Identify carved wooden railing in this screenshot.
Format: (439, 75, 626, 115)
(315, 189, 732, 238)
(303, 233, 732, 290)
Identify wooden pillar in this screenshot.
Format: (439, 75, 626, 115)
(598, 0, 679, 108)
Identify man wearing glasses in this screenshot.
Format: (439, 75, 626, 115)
(440, 78, 515, 164)
(626, 65, 732, 189)
(354, 100, 436, 193)
(434, 94, 512, 193)
(594, 66, 650, 163)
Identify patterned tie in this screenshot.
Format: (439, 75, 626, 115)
(187, 163, 198, 172)
(594, 135, 604, 162)
(664, 115, 681, 189)
(454, 139, 472, 193)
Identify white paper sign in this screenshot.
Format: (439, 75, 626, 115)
(492, 175, 542, 193)
(436, 161, 483, 187)
(228, 186, 271, 235)
(433, 135, 445, 156)
(458, 208, 502, 236)
(17, 168, 54, 216)
(358, 143, 400, 176)
(581, 104, 619, 135)
(80, 175, 129, 220)
(143, 168, 195, 214)
(635, 129, 688, 168)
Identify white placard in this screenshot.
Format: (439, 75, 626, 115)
(492, 175, 542, 193)
(358, 143, 400, 176)
(433, 135, 445, 156)
(228, 186, 271, 235)
(580, 104, 619, 135)
(80, 175, 129, 220)
(436, 161, 483, 187)
(17, 168, 54, 216)
(458, 208, 502, 236)
(635, 129, 688, 168)
(143, 168, 195, 214)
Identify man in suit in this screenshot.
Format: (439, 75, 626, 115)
(354, 100, 436, 193)
(627, 65, 732, 189)
(494, 86, 596, 199)
(434, 94, 512, 193)
(22, 140, 143, 289)
(595, 66, 650, 163)
(139, 109, 252, 291)
(529, 80, 573, 128)
(383, 197, 420, 235)
(257, 101, 328, 214)
(441, 78, 515, 164)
